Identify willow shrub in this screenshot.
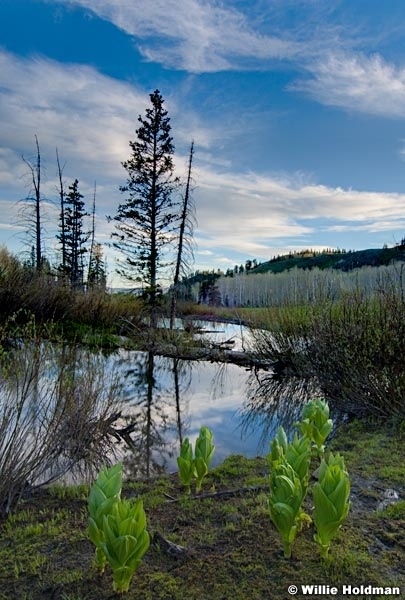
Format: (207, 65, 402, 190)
(251, 279, 405, 419)
(308, 287, 405, 418)
(0, 316, 122, 516)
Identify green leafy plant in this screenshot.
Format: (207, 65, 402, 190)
(195, 426, 215, 492)
(268, 427, 312, 557)
(298, 398, 333, 455)
(268, 457, 305, 558)
(312, 452, 350, 559)
(269, 426, 311, 493)
(177, 438, 196, 495)
(100, 498, 150, 593)
(88, 463, 122, 572)
(177, 427, 215, 494)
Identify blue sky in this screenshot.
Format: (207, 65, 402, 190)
(1, 0, 405, 285)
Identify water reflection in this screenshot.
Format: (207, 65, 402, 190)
(113, 345, 324, 478)
(240, 369, 320, 450)
(2, 321, 340, 490)
(113, 349, 266, 476)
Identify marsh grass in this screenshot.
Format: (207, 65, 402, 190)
(248, 282, 405, 419)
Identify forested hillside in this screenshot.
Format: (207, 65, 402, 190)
(184, 245, 405, 308)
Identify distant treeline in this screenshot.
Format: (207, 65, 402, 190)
(180, 245, 405, 308)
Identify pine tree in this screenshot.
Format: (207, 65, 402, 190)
(58, 179, 88, 288)
(88, 243, 106, 289)
(111, 89, 179, 328)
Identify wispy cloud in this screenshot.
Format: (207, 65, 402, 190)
(191, 166, 405, 262)
(48, 0, 405, 122)
(292, 51, 405, 118)
(0, 50, 149, 176)
(57, 0, 301, 72)
(1, 49, 405, 281)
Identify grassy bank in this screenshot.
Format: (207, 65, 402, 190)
(1, 420, 404, 600)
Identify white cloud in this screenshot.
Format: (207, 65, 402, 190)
(0, 50, 150, 263)
(1, 50, 405, 284)
(0, 50, 149, 177)
(292, 51, 405, 118)
(58, 0, 301, 72)
(189, 166, 405, 262)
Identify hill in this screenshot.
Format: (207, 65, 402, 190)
(250, 245, 405, 275)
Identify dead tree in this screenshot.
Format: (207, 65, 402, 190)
(170, 141, 195, 329)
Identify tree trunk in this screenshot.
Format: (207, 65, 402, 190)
(170, 141, 194, 329)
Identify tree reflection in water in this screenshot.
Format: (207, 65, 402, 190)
(119, 351, 193, 479)
(239, 369, 320, 450)
(112, 341, 341, 479)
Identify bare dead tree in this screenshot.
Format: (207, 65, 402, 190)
(21, 135, 42, 270)
(87, 181, 97, 286)
(56, 148, 67, 273)
(170, 141, 195, 330)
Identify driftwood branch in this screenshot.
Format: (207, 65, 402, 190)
(164, 484, 268, 503)
(151, 531, 189, 557)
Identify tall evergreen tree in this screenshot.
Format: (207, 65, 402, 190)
(58, 179, 88, 288)
(88, 243, 107, 289)
(111, 89, 179, 328)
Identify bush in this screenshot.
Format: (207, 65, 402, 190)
(0, 316, 123, 516)
(250, 275, 405, 419)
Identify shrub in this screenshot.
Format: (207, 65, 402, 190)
(250, 276, 405, 419)
(0, 316, 122, 516)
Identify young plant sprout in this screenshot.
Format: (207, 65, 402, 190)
(195, 426, 215, 492)
(269, 426, 312, 495)
(177, 437, 196, 495)
(177, 426, 215, 494)
(88, 463, 150, 593)
(298, 398, 333, 455)
(268, 457, 306, 558)
(88, 463, 122, 572)
(313, 452, 350, 559)
(100, 498, 150, 593)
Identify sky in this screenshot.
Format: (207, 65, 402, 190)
(1, 0, 405, 286)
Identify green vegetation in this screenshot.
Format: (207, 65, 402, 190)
(100, 497, 150, 593)
(268, 457, 306, 558)
(267, 399, 347, 560)
(88, 463, 150, 593)
(176, 438, 195, 495)
(313, 453, 351, 559)
(249, 281, 405, 420)
(88, 464, 123, 572)
(177, 427, 215, 494)
(298, 398, 333, 456)
(0, 421, 404, 599)
(251, 245, 405, 275)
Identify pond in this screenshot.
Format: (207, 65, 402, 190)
(0, 321, 317, 493)
(109, 321, 317, 478)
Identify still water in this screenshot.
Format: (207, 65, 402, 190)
(108, 322, 314, 478)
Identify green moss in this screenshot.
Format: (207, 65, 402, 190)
(379, 500, 405, 519)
